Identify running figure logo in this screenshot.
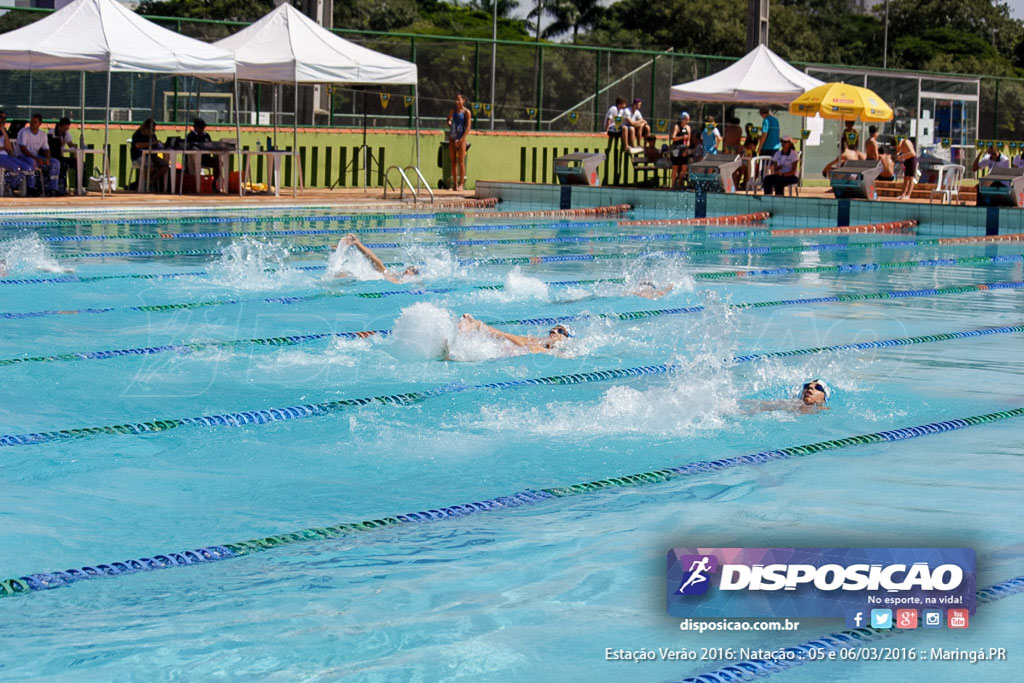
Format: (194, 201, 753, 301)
(676, 555, 718, 595)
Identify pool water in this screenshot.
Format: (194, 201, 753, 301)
(0, 205, 1022, 680)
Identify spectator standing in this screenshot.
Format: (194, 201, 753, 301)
(722, 116, 743, 155)
(446, 93, 472, 191)
(669, 112, 691, 190)
(895, 136, 917, 200)
(762, 136, 800, 195)
(17, 113, 60, 195)
(756, 106, 781, 156)
(701, 116, 722, 156)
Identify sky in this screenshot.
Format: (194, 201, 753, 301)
(1008, 0, 1024, 18)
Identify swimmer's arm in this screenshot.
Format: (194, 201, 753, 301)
(462, 315, 536, 347)
(347, 237, 388, 275)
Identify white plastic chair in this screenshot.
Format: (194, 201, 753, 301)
(746, 155, 773, 194)
(930, 163, 965, 205)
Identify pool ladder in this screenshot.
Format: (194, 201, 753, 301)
(383, 165, 434, 203)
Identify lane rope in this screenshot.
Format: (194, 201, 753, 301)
(2, 321, 1021, 442)
(682, 575, 1024, 681)
(0, 202, 627, 231)
(2, 408, 1021, 599)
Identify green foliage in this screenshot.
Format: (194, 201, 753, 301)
(586, 0, 744, 55)
(136, 0, 274, 23)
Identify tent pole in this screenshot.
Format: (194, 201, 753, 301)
(79, 72, 86, 149)
(273, 84, 278, 147)
(293, 81, 298, 198)
(362, 89, 369, 190)
(235, 76, 243, 197)
(103, 69, 111, 196)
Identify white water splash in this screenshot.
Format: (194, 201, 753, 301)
(475, 266, 550, 303)
(0, 234, 73, 274)
(207, 237, 310, 291)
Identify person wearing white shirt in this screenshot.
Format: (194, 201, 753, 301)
(626, 97, 650, 148)
(16, 113, 60, 195)
(973, 147, 1010, 173)
(604, 96, 631, 145)
(762, 136, 800, 195)
(0, 109, 36, 193)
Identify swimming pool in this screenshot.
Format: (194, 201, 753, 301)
(0, 202, 1021, 680)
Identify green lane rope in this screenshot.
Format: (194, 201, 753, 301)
(3, 408, 1021, 599)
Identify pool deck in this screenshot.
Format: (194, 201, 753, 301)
(0, 183, 976, 213)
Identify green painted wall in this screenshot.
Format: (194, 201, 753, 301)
(75, 125, 659, 191)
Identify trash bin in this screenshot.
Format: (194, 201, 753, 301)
(438, 140, 471, 189)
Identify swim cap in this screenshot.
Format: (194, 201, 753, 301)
(552, 324, 575, 338)
(802, 379, 831, 400)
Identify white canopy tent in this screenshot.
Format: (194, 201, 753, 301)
(215, 3, 419, 189)
(670, 45, 823, 104)
(0, 0, 236, 171)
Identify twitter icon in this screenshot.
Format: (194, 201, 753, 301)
(871, 609, 893, 629)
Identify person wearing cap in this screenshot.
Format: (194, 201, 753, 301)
(670, 112, 692, 189)
(762, 136, 800, 195)
(331, 233, 419, 284)
(456, 314, 573, 355)
(800, 379, 831, 406)
(626, 98, 650, 149)
(185, 118, 220, 186)
(756, 106, 781, 156)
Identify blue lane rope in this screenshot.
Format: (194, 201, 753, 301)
(681, 575, 1024, 682)
(2, 408, 1021, 599)
(2, 321, 1021, 443)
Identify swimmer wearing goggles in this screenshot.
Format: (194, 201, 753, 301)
(800, 379, 831, 406)
(458, 314, 575, 355)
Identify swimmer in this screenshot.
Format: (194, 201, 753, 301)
(745, 379, 831, 414)
(631, 280, 673, 299)
(333, 233, 419, 284)
(455, 313, 574, 355)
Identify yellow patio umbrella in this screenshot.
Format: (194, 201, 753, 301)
(789, 82, 894, 122)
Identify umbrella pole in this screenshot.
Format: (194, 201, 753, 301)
(293, 82, 298, 198)
(103, 69, 111, 198)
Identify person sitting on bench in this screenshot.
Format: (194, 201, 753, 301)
(186, 118, 221, 184)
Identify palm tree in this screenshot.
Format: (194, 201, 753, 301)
(528, 0, 603, 40)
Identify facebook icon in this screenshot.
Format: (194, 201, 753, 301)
(846, 611, 866, 628)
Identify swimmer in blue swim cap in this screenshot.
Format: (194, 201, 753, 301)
(333, 233, 419, 284)
(457, 313, 574, 355)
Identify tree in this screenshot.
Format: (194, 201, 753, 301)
(467, 0, 521, 19)
(528, 0, 603, 41)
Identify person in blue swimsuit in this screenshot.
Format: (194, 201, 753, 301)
(446, 93, 472, 191)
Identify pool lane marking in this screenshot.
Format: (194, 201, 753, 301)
(3, 239, 1021, 292)
(2, 321, 1022, 443)
(682, 574, 1024, 682)
(33, 233, 1013, 265)
(0, 198, 501, 221)
(1, 408, 1021, 599)
(1, 280, 1021, 359)
(0, 201, 626, 231)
